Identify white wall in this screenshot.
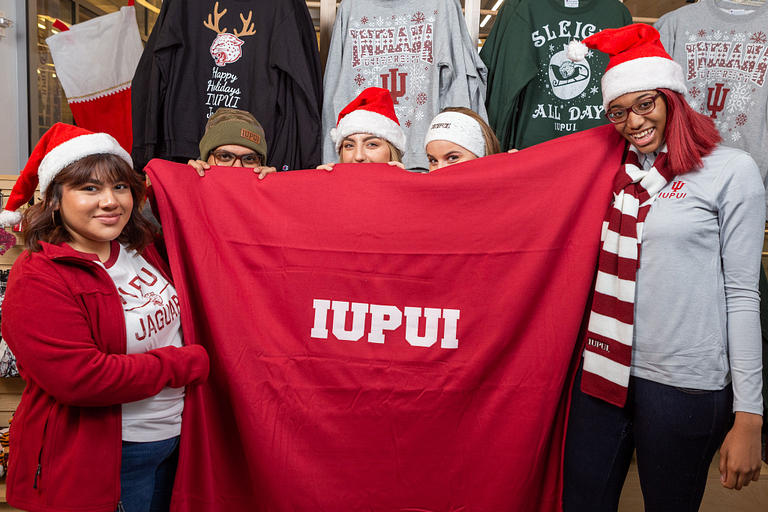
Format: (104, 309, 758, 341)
(0, 0, 26, 176)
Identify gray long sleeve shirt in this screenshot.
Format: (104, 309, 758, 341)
(656, 0, 768, 220)
(632, 146, 764, 415)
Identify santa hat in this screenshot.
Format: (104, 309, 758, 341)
(0, 123, 132, 226)
(566, 24, 686, 111)
(330, 87, 406, 154)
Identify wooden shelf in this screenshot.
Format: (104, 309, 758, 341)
(0, 378, 23, 430)
(0, 175, 34, 272)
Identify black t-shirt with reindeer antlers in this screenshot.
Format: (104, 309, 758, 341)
(132, 0, 323, 172)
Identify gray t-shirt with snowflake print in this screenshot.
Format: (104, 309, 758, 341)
(322, 0, 488, 170)
(656, 0, 768, 219)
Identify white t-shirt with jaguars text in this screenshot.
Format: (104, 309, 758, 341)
(98, 242, 185, 442)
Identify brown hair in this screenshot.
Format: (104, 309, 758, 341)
(386, 142, 404, 163)
(22, 154, 157, 254)
(440, 107, 501, 157)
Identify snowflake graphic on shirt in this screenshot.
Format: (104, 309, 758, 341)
(726, 82, 753, 114)
(681, 28, 767, 149)
(346, 9, 436, 129)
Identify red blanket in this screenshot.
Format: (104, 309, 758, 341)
(146, 124, 625, 512)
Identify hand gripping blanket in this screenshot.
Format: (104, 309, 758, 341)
(146, 124, 626, 512)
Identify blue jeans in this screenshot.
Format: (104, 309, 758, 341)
(118, 436, 180, 512)
(562, 364, 732, 512)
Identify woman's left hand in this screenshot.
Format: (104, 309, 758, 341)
(719, 411, 763, 489)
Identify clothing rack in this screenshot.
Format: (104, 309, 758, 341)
(311, 0, 662, 69)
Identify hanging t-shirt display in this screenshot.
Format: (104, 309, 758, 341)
(132, 0, 323, 172)
(656, 0, 768, 219)
(481, 0, 632, 151)
(322, 0, 488, 170)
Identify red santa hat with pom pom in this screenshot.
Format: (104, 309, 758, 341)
(566, 23, 686, 111)
(0, 123, 132, 227)
(330, 87, 406, 154)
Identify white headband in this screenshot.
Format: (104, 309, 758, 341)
(424, 112, 486, 158)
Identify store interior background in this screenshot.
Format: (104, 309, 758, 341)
(0, 1, 766, 510)
(0, 0, 690, 176)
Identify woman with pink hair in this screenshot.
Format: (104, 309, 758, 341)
(563, 24, 764, 511)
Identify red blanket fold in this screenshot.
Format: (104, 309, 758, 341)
(146, 124, 625, 512)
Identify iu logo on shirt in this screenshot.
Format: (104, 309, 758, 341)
(658, 181, 687, 199)
(706, 83, 730, 120)
(204, 1, 256, 67)
(380, 69, 407, 105)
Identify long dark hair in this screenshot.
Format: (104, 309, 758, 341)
(658, 88, 721, 175)
(22, 154, 157, 254)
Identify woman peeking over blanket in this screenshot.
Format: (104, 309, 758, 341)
(188, 107, 277, 178)
(424, 107, 501, 172)
(317, 87, 407, 170)
(0, 124, 209, 512)
(562, 25, 764, 511)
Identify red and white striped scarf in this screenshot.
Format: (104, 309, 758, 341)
(581, 145, 674, 407)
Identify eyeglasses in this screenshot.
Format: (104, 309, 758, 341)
(605, 93, 661, 124)
(210, 150, 262, 167)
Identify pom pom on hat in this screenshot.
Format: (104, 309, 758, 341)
(0, 123, 132, 226)
(566, 40, 589, 62)
(573, 24, 686, 111)
(330, 87, 406, 154)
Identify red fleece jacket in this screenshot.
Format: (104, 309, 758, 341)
(1, 241, 208, 512)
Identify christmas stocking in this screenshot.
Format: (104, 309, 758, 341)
(45, 2, 143, 153)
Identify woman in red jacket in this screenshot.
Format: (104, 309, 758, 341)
(0, 123, 209, 512)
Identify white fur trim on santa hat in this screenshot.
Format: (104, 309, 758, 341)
(0, 210, 22, 227)
(331, 110, 407, 154)
(424, 112, 486, 158)
(38, 132, 132, 196)
(601, 56, 686, 111)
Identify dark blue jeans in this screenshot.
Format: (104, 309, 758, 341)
(562, 364, 732, 512)
(118, 436, 180, 512)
